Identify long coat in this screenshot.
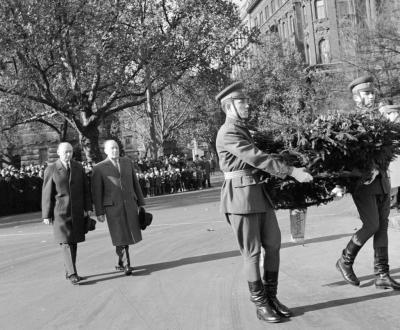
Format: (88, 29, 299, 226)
(216, 117, 293, 214)
(91, 157, 145, 246)
(42, 159, 92, 244)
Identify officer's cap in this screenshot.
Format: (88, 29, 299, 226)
(348, 75, 374, 94)
(215, 81, 247, 103)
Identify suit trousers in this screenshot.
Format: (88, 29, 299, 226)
(116, 245, 130, 267)
(60, 243, 77, 277)
(226, 210, 281, 282)
(352, 193, 390, 248)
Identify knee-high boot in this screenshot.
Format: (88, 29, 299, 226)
(264, 271, 292, 318)
(336, 239, 362, 286)
(248, 280, 282, 323)
(374, 247, 400, 290)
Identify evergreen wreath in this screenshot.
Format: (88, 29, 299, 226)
(253, 112, 400, 209)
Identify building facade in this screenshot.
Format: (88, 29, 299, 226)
(236, 0, 383, 67)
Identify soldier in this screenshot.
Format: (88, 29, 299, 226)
(215, 81, 313, 323)
(333, 75, 400, 290)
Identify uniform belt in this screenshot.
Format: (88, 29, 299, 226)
(223, 169, 253, 179)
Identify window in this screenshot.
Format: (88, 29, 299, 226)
(253, 17, 258, 27)
(39, 148, 48, 165)
(302, 5, 307, 24)
(260, 11, 264, 24)
(315, 0, 326, 19)
(305, 44, 311, 63)
(125, 136, 133, 148)
(290, 16, 295, 34)
(271, 0, 276, 13)
(282, 21, 286, 38)
(265, 5, 269, 19)
(318, 39, 331, 64)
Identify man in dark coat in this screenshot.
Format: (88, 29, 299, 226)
(91, 140, 146, 275)
(334, 76, 400, 290)
(215, 82, 313, 323)
(42, 142, 92, 285)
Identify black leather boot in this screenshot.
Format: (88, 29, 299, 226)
(336, 239, 361, 286)
(374, 247, 400, 290)
(264, 271, 292, 318)
(248, 281, 282, 323)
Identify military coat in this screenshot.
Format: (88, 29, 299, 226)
(216, 117, 293, 214)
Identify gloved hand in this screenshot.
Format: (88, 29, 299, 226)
(331, 185, 345, 199)
(290, 167, 313, 183)
(97, 214, 106, 223)
(363, 169, 379, 185)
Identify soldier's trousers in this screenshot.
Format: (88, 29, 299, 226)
(352, 193, 390, 248)
(226, 210, 281, 282)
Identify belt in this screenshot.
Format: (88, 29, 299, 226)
(223, 169, 253, 179)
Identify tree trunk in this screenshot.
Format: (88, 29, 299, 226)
(146, 68, 159, 159)
(80, 126, 103, 163)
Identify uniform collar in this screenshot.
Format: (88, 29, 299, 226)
(225, 116, 248, 128)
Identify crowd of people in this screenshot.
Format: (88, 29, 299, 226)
(0, 164, 44, 216)
(0, 153, 217, 216)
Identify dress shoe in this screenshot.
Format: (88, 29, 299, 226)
(124, 265, 133, 276)
(66, 273, 84, 281)
(68, 274, 80, 285)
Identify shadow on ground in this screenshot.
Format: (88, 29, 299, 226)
(80, 232, 354, 285)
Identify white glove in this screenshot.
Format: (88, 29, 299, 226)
(290, 167, 313, 183)
(97, 214, 106, 223)
(43, 218, 52, 225)
(363, 169, 379, 185)
(331, 186, 345, 199)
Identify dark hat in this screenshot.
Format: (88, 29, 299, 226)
(348, 75, 374, 94)
(85, 216, 96, 234)
(138, 207, 153, 230)
(215, 81, 247, 103)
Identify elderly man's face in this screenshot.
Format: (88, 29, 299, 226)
(104, 140, 119, 160)
(57, 143, 73, 163)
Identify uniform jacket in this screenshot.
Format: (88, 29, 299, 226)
(352, 108, 391, 197)
(91, 157, 145, 246)
(42, 159, 92, 244)
(216, 117, 293, 214)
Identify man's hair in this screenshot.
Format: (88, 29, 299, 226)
(57, 142, 72, 152)
(103, 139, 117, 150)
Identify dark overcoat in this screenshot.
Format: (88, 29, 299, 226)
(216, 117, 293, 214)
(91, 157, 145, 246)
(41, 160, 92, 244)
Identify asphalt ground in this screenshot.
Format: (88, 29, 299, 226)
(1, 174, 400, 330)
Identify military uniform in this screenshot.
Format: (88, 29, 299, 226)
(215, 82, 299, 323)
(336, 76, 400, 290)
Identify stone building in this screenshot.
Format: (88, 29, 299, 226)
(234, 0, 384, 68)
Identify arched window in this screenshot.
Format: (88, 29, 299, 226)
(318, 39, 331, 64)
(305, 44, 310, 64)
(315, 0, 326, 19)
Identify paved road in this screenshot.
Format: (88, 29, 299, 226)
(1, 185, 400, 330)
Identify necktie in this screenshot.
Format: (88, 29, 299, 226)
(66, 163, 71, 178)
(114, 160, 120, 173)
